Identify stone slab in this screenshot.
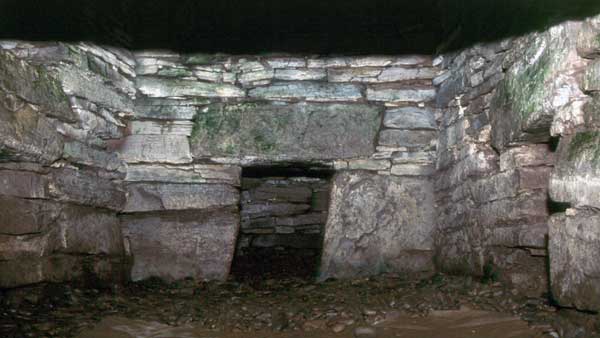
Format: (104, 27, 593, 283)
(319, 172, 435, 279)
(549, 209, 600, 311)
(0, 95, 64, 165)
(136, 76, 245, 98)
(125, 164, 241, 186)
(121, 210, 239, 281)
(123, 183, 239, 212)
(116, 135, 192, 164)
(248, 82, 363, 102)
(190, 102, 381, 161)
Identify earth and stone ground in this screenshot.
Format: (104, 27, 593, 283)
(0, 268, 581, 338)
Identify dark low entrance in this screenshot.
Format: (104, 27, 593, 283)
(231, 165, 334, 281)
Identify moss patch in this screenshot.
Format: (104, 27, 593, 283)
(568, 131, 600, 164)
(506, 49, 552, 124)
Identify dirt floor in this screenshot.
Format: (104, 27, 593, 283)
(0, 274, 566, 338)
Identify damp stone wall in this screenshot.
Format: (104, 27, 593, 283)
(0, 45, 440, 286)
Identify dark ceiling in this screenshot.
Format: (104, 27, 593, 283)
(1, 0, 600, 54)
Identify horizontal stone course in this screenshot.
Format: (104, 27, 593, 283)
(116, 135, 192, 164)
(129, 120, 194, 136)
(248, 81, 363, 102)
(383, 107, 436, 130)
(366, 84, 436, 102)
(136, 76, 245, 98)
(125, 164, 241, 186)
(378, 129, 436, 148)
(123, 183, 239, 212)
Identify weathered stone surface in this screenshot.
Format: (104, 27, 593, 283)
(274, 69, 327, 81)
(378, 130, 436, 148)
(499, 144, 555, 171)
(134, 101, 201, 120)
(0, 93, 64, 165)
(136, 76, 245, 98)
(550, 132, 600, 209)
(248, 82, 363, 102)
(0, 203, 126, 287)
(347, 159, 391, 171)
(50, 205, 124, 256)
(63, 141, 124, 172)
(319, 172, 435, 279)
(116, 135, 192, 164)
(129, 120, 194, 136)
(582, 58, 600, 92)
(307, 56, 430, 69)
(121, 209, 239, 281)
(390, 163, 435, 176)
(56, 64, 134, 113)
(266, 57, 307, 68)
(192, 66, 232, 83)
(0, 255, 127, 288)
(0, 231, 55, 262)
(488, 224, 548, 249)
(126, 164, 241, 186)
(190, 102, 381, 160)
(577, 15, 600, 58)
(383, 107, 436, 130)
(275, 213, 328, 227)
(549, 209, 600, 311)
(366, 85, 436, 102)
(241, 203, 311, 219)
(490, 22, 586, 149)
(0, 197, 61, 235)
(328, 67, 437, 83)
(0, 169, 48, 199)
(49, 168, 126, 210)
(123, 183, 239, 212)
(251, 234, 322, 249)
(0, 50, 74, 121)
(244, 185, 312, 203)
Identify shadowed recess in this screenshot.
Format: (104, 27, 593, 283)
(1, 0, 600, 53)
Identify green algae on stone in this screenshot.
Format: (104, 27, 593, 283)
(0, 51, 74, 122)
(567, 131, 600, 164)
(491, 24, 578, 150)
(190, 102, 381, 161)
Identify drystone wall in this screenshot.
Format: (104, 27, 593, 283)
(434, 37, 555, 296)
(0, 44, 440, 286)
(238, 175, 330, 255)
(0, 42, 135, 288)
(434, 16, 600, 308)
(548, 16, 600, 313)
(123, 52, 439, 281)
(2, 16, 598, 315)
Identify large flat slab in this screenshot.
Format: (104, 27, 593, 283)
(319, 171, 435, 279)
(121, 209, 239, 281)
(190, 102, 381, 161)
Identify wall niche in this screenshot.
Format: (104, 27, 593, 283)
(231, 165, 334, 281)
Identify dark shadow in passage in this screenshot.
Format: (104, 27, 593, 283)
(1, 0, 600, 54)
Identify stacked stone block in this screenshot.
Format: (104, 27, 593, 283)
(123, 52, 440, 281)
(548, 15, 600, 312)
(0, 42, 135, 287)
(434, 35, 557, 295)
(238, 175, 330, 254)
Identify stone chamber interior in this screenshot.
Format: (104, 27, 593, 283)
(3, 1, 600, 337)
